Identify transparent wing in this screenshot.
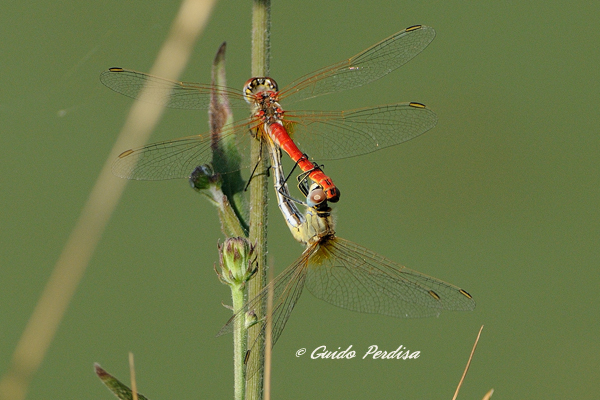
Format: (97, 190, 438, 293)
(283, 102, 437, 160)
(216, 234, 474, 379)
(217, 249, 312, 380)
(305, 237, 475, 317)
(99, 68, 248, 109)
(278, 25, 435, 103)
(111, 122, 254, 180)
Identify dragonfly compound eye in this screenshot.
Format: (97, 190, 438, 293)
(307, 187, 327, 207)
(243, 77, 279, 104)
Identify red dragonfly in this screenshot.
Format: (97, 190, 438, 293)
(101, 25, 438, 201)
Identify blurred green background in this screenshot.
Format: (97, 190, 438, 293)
(1, 1, 598, 398)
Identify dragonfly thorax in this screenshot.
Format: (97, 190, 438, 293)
(299, 205, 335, 246)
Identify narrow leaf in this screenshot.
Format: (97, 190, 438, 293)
(94, 363, 149, 400)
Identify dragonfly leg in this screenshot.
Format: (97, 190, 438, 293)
(243, 140, 270, 192)
(294, 156, 328, 197)
(276, 184, 307, 205)
(275, 151, 308, 205)
(283, 153, 307, 186)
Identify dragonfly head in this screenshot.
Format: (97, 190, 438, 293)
(243, 77, 279, 105)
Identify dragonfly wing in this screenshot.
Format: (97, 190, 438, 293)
(216, 250, 311, 379)
(279, 25, 435, 103)
(112, 123, 252, 180)
(100, 68, 247, 109)
(284, 103, 437, 161)
(113, 134, 215, 180)
(304, 237, 475, 318)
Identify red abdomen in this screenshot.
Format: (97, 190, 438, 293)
(269, 123, 340, 202)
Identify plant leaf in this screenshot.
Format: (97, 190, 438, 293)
(94, 363, 150, 400)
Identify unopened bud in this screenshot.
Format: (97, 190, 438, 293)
(189, 164, 221, 191)
(216, 237, 257, 286)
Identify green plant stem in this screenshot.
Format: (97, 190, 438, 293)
(232, 283, 247, 400)
(246, 1, 271, 399)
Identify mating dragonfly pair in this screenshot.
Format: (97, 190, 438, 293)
(101, 24, 475, 378)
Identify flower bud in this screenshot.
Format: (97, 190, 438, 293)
(189, 164, 221, 191)
(216, 237, 257, 286)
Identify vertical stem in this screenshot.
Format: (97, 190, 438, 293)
(247, 1, 270, 399)
(251, 0, 271, 76)
(232, 284, 247, 400)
